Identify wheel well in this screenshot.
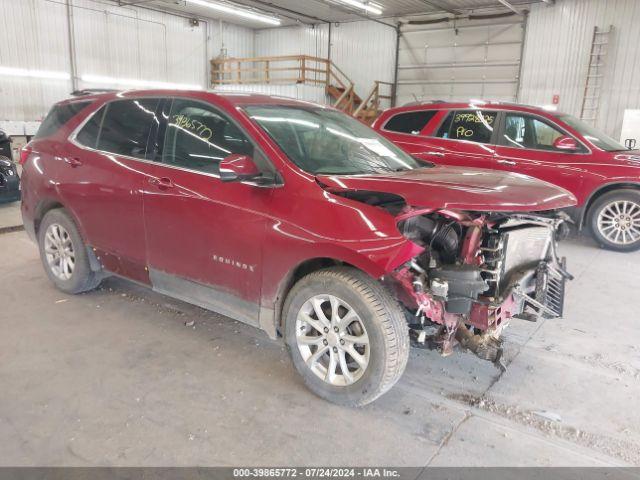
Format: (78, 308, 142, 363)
(583, 183, 640, 224)
(274, 257, 351, 332)
(34, 200, 64, 235)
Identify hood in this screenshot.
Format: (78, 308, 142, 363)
(317, 165, 576, 212)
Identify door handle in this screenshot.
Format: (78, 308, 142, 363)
(64, 157, 83, 167)
(148, 176, 175, 190)
(497, 159, 517, 166)
(424, 151, 445, 157)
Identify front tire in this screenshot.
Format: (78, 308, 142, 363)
(588, 189, 640, 252)
(283, 267, 409, 407)
(38, 208, 102, 294)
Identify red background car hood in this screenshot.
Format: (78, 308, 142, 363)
(317, 165, 576, 212)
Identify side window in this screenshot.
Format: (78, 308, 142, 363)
(384, 110, 437, 135)
(75, 106, 106, 149)
(162, 99, 253, 175)
(434, 110, 498, 144)
(36, 101, 92, 139)
(97, 99, 160, 159)
(502, 114, 570, 151)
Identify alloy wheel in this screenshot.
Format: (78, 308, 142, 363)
(295, 294, 370, 386)
(44, 223, 75, 280)
(596, 200, 640, 245)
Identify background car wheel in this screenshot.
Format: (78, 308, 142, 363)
(283, 266, 409, 407)
(38, 208, 102, 294)
(588, 189, 640, 252)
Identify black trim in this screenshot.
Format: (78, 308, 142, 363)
(149, 268, 260, 329)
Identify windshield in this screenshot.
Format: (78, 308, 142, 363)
(245, 105, 423, 175)
(556, 114, 627, 151)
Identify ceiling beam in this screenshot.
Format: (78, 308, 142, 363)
(496, 0, 526, 15)
(239, 0, 331, 23)
(416, 0, 462, 16)
(317, 0, 397, 28)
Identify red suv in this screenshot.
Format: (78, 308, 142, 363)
(21, 91, 575, 405)
(373, 102, 640, 252)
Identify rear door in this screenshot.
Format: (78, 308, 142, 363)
(492, 111, 588, 195)
(142, 97, 274, 327)
(420, 109, 500, 170)
(65, 98, 161, 282)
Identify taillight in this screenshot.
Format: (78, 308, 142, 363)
(20, 145, 33, 165)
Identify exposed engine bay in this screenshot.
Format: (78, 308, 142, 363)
(388, 207, 573, 370)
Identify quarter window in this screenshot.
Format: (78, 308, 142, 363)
(161, 99, 253, 175)
(97, 99, 160, 159)
(384, 110, 437, 135)
(75, 106, 105, 149)
(435, 110, 498, 144)
(36, 101, 92, 139)
(501, 114, 571, 151)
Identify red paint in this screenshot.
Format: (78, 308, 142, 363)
(373, 101, 639, 227)
(552, 94, 560, 105)
(21, 91, 575, 332)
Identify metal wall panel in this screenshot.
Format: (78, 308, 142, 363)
(0, 0, 71, 121)
(397, 18, 524, 106)
(519, 0, 640, 138)
(216, 84, 328, 104)
(254, 21, 395, 107)
(0, 0, 255, 122)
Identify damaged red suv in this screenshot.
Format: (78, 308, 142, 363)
(21, 91, 575, 405)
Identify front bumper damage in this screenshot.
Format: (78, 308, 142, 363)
(387, 211, 573, 370)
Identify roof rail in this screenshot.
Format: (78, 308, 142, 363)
(70, 88, 119, 97)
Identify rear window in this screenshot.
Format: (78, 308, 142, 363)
(35, 101, 92, 139)
(384, 110, 437, 135)
(435, 110, 498, 144)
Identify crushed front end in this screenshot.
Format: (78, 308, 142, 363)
(387, 208, 573, 370)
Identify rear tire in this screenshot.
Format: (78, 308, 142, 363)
(283, 267, 409, 407)
(588, 189, 640, 252)
(38, 209, 102, 294)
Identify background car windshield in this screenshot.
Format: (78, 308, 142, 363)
(245, 106, 422, 175)
(557, 114, 626, 151)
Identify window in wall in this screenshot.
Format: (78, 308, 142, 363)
(97, 99, 160, 159)
(434, 110, 498, 144)
(161, 99, 253, 175)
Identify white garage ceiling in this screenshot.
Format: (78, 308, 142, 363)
(114, 0, 551, 27)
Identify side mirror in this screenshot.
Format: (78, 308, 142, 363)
(553, 136, 579, 152)
(219, 154, 262, 182)
(625, 138, 637, 150)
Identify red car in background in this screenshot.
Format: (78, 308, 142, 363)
(373, 102, 640, 252)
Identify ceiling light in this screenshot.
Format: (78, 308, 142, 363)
(334, 0, 383, 15)
(188, 0, 281, 25)
(81, 74, 202, 90)
(0, 66, 70, 80)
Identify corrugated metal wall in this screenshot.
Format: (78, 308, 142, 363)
(253, 21, 396, 107)
(0, 0, 255, 123)
(519, 0, 640, 138)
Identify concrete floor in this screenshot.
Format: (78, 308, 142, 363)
(0, 218, 639, 466)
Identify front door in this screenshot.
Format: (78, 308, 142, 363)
(492, 112, 588, 196)
(142, 97, 272, 326)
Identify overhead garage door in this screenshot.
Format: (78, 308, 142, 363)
(396, 17, 525, 106)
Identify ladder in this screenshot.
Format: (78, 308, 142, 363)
(580, 25, 614, 125)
